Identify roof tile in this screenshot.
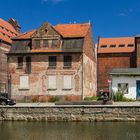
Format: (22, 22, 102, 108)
(98, 37, 135, 53)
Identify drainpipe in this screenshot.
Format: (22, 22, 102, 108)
(0, 39, 2, 93)
(81, 53, 84, 100)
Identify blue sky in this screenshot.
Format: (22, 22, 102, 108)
(1, 0, 140, 42)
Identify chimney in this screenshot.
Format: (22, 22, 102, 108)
(8, 18, 21, 33)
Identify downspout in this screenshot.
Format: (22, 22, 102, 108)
(97, 36, 100, 95)
(82, 53, 84, 100)
(0, 40, 2, 92)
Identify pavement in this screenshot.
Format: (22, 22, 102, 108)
(8, 101, 140, 107)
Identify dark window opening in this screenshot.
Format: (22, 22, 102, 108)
(128, 44, 134, 47)
(64, 56, 72, 67)
(100, 45, 107, 48)
(18, 57, 23, 69)
(110, 45, 116, 48)
(26, 57, 31, 74)
(119, 44, 125, 47)
(118, 83, 128, 94)
(34, 40, 40, 49)
(49, 56, 57, 68)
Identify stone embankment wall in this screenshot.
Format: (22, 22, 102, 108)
(0, 105, 140, 122)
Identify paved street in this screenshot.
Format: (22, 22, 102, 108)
(2, 101, 139, 107)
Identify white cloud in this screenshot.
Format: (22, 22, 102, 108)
(41, 0, 65, 4)
(118, 8, 133, 17)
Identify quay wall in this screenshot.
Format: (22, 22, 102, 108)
(0, 105, 140, 122)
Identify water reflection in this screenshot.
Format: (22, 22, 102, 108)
(0, 122, 140, 140)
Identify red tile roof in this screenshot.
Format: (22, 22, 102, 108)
(0, 18, 19, 43)
(13, 30, 36, 39)
(14, 23, 90, 40)
(54, 23, 90, 38)
(98, 37, 135, 54)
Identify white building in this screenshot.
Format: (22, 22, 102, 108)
(110, 68, 140, 100)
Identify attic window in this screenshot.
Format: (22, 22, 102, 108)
(119, 44, 125, 47)
(45, 29, 48, 32)
(101, 45, 107, 48)
(110, 45, 116, 48)
(128, 44, 134, 47)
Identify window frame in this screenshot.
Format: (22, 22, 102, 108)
(118, 83, 128, 94)
(26, 56, 31, 74)
(63, 55, 72, 68)
(17, 56, 23, 69)
(48, 56, 57, 68)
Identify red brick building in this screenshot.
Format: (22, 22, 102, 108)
(8, 22, 96, 102)
(97, 37, 135, 93)
(0, 18, 20, 94)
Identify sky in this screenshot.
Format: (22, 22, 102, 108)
(1, 0, 140, 42)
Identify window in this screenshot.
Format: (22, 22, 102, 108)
(52, 40, 59, 48)
(48, 76, 57, 90)
(110, 45, 116, 48)
(18, 57, 23, 69)
(20, 75, 29, 89)
(100, 45, 107, 48)
(63, 75, 72, 90)
(34, 40, 40, 49)
(128, 44, 134, 47)
(43, 40, 49, 48)
(49, 56, 57, 68)
(119, 44, 125, 47)
(64, 56, 72, 67)
(118, 83, 128, 94)
(26, 57, 31, 74)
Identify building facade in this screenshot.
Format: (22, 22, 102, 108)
(97, 37, 135, 94)
(8, 22, 96, 102)
(0, 18, 20, 94)
(110, 68, 140, 100)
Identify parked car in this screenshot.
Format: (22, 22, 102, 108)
(0, 95, 16, 106)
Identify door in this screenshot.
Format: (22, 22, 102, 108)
(136, 81, 140, 99)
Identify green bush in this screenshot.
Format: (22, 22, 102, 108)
(84, 96, 98, 101)
(113, 90, 135, 102)
(48, 96, 60, 102)
(113, 90, 124, 101)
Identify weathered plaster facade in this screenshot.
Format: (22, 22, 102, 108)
(8, 22, 96, 102)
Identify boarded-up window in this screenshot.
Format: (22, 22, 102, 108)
(63, 75, 72, 89)
(48, 76, 57, 89)
(20, 75, 29, 89)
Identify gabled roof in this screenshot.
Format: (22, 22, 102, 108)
(13, 30, 36, 39)
(98, 37, 135, 54)
(54, 23, 90, 38)
(0, 18, 19, 43)
(13, 23, 90, 40)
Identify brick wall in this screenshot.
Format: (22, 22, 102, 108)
(97, 53, 135, 92)
(9, 53, 83, 102)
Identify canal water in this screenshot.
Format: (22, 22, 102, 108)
(0, 122, 140, 140)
